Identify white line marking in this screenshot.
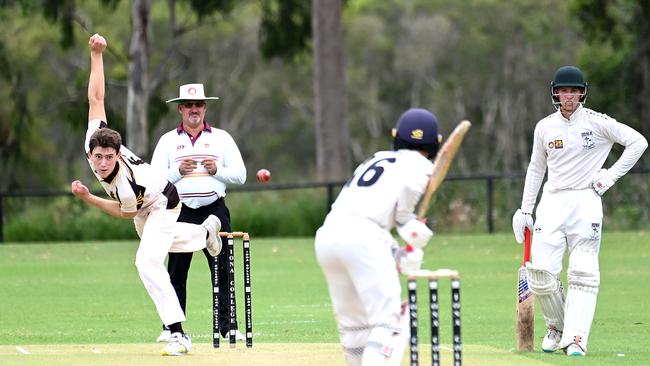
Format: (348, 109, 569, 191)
(16, 346, 30, 355)
(91, 348, 102, 354)
(270, 303, 331, 309)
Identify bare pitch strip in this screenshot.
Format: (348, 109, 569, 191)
(404, 268, 462, 366)
(212, 231, 253, 349)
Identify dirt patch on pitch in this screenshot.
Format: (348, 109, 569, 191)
(0, 343, 557, 366)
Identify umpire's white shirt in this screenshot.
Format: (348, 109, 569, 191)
(151, 122, 246, 209)
(521, 105, 647, 212)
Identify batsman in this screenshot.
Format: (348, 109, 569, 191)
(315, 108, 441, 366)
(512, 66, 647, 356)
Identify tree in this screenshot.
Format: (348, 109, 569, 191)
(126, 0, 151, 157)
(312, 0, 350, 180)
(571, 0, 650, 139)
(259, 0, 351, 180)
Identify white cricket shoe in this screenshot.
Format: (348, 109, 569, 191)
(542, 327, 562, 352)
(161, 332, 192, 356)
(156, 329, 171, 343)
(566, 343, 586, 357)
(202, 215, 222, 256)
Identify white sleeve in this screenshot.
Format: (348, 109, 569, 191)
(521, 124, 546, 213)
(150, 134, 182, 183)
(601, 118, 648, 181)
(395, 166, 429, 225)
(84, 119, 104, 153)
(214, 132, 247, 185)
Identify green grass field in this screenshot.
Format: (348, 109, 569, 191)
(1, 232, 649, 365)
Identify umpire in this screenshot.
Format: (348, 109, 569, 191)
(151, 83, 247, 342)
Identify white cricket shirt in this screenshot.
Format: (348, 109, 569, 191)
(325, 149, 433, 231)
(151, 122, 246, 209)
(521, 105, 647, 212)
(85, 120, 170, 215)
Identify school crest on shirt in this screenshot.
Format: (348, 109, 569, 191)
(547, 139, 564, 149)
(589, 223, 601, 240)
(581, 131, 595, 150)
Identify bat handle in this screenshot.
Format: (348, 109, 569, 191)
(523, 227, 532, 265)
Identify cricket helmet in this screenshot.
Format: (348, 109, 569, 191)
(550, 66, 588, 107)
(392, 108, 442, 159)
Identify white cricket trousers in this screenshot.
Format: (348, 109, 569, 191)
(133, 200, 209, 326)
(531, 188, 603, 274)
(315, 216, 403, 365)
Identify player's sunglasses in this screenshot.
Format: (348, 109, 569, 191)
(181, 101, 206, 108)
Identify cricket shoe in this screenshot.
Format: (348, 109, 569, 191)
(541, 326, 562, 352)
(161, 332, 192, 356)
(565, 343, 586, 357)
(202, 215, 222, 256)
(156, 329, 171, 343)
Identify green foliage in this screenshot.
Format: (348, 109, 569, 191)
(2, 189, 329, 242)
(225, 189, 328, 236)
(572, 0, 650, 135)
(4, 172, 649, 242)
(186, 0, 236, 20)
(259, 0, 312, 60)
(3, 196, 136, 241)
(0, 0, 648, 194)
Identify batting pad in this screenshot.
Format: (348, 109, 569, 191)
(385, 306, 409, 366)
(526, 266, 565, 330)
(561, 247, 600, 351)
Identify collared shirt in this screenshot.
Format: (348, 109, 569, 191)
(151, 121, 246, 209)
(324, 149, 432, 231)
(521, 105, 647, 212)
(85, 119, 169, 215)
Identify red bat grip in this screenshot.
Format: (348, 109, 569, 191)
(523, 227, 532, 265)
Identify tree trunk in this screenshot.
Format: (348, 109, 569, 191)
(127, 0, 151, 157)
(312, 0, 350, 181)
(639, 2, 650, 139)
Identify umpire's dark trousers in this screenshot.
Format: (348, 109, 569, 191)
(167, 198, 237, 336)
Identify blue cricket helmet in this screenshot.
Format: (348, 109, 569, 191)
(392, 108, 442, 159)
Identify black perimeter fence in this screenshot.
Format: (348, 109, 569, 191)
(1, 170, 649, 242)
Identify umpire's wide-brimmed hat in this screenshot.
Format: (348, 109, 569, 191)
(165, 83, 220, 103)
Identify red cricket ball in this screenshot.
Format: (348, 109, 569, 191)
(256, 169, 271, 184)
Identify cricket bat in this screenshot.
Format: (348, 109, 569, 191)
(403, 120, 471, 253)
(515, 227, 534, 351)
(416, 120, 472, 219)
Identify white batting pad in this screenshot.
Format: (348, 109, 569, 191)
(361, 324, 400, 366)
(560, 284, 598, 352)
(526, 266, 565, 330)
(560, 247, 600, 351)
(385, 304, 409, 366)
(397, 219, 432, 248)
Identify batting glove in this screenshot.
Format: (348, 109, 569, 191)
(398, 247, 424, 273)
(397, 218, 433, 249)
(512, 209, 533, 244)
(592, 168, 616, 196)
